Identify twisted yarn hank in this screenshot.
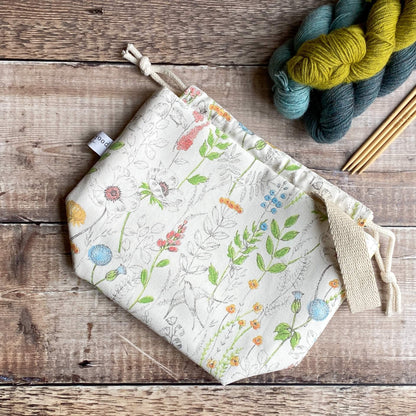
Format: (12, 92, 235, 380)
(288, 0, 415, 89)
(268, 0, 370, 119)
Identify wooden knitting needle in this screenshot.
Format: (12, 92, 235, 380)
(355, 103, 416, 174)
(350, 97, 416, 173)
(343, 86, 416, 171)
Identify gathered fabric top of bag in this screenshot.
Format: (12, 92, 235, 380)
(65, 44, 401, 385)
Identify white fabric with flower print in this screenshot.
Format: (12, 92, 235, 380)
(66, 82, 397, 385)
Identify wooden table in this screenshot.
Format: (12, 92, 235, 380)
(1, 1, 415, 414)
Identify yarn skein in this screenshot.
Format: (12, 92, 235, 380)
(303, 41, 416, 143)
(288, 0, 415, 89)
(269, 0, 371, 119)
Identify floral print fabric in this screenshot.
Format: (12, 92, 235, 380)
(66, 86, 373, 384)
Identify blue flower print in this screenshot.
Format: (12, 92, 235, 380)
(292, 291, 304, 300)
(280, 194, 286, 199)
(238, 121, 253, 135)
(89, 244, 112, 266)
(269, 190, 275, 196)
(260, 202, 266, 208)
(264, 195, 271, 201)
(271, 208, 277, 214)
(308, 299, 329, 321)
(275, 201, 282, 208)
(260, 222, 268, 231)
(272, 198, 278, 204)
(88, 244, 113, 284)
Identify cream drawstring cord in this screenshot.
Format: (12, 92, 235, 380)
(122, 44, 187, 95)
(366, 221, 402, 316)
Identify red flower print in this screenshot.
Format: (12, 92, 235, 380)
(177, 122, 209, 151)
(193, 110, 204, 123)
(168, 246, 178, 252)
(157, 239, 166, 247)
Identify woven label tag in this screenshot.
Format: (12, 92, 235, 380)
(88, 132, 113, 156)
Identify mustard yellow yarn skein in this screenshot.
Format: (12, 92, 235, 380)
(287, 0, 415, 89)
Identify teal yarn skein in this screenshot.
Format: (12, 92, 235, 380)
(304, 42, 416, 143)
(268, 0, 370, 120)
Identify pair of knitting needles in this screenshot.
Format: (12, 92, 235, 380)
(343, 86, 416, 174)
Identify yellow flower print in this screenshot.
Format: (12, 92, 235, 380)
(66, 200, 86, 227)
(238, 319, 246, 327)
(207, 359, 216, 369)
(248, 279, 259, 289)
(230, 356, 239, 366)
(253, 302, 263, 313)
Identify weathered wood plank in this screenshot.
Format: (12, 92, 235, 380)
(0, 224, 414, 384)
(1, 0, 329, 64)
(0, 62, 415, 225)
(1, 385, 415, 415)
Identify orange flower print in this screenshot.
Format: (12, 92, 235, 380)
(230, 356, 239, 366)
(66, 200, 86, 227)
(238, 319, 246, 327)
(250, 319, 260, 330)
(248, 279, 259, 289)
(253, 336, 263, 346)
(341, 290, 347, 299)
(226, 304, 236, 313)
(219, 197, 243, 214)
(329, 279, 339, 289)
(253, 302, 263, 313)
(209, 104, 232, 122)
(207, 359, 216, 369)
(357, 218, 366, 227)
(70, 242, 79, 254)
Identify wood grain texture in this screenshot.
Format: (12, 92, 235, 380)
(0, 224, 414, 384)
(1, 62, 415, 224)
(1, 385, 415, 415)
(0, 0, 325, 64)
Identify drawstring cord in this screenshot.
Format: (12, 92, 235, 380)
(366, 220, 402, 315)
(122, 44, 187, 95)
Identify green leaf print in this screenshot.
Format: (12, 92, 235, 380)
(290, 331, 301, 349)
(274, 247, 290, 258)
(188, 175, 208, 185)
(207, 130, 215, 147)
(285, 164, 300, 171)
(256, 253, 266, 271)
(227, 243, 235, 260)
(275, 322, 291, 333)
(138, 296, 154, 304)
(281, 231, 299, 241)
(87, 167, 97, 174)
(271, 219, 280, 239)
(109, 142, 124, 150)
(199, 141, 208, 157)
(156, 259, 170, 268)
(233, 255, 248, 265)
(234, 232, 242, 249)
(100, 152, 111, 160)
(274, 328, 291, 341)
(208, 264, 219, 286)
(216, 142, 231, 150)
(284, 215, 299, 228)
(140, 269, 148, 286)
(266, 236, 274, 256)
(268, 263, 287, 273)
(207, 152, 222, 160)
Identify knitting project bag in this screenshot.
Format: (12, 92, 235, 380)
(66, 45, 401, 385)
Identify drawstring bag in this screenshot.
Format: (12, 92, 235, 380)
(66, 44, 401, 385)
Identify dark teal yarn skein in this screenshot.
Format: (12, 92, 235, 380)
(304, 42, 416, 143)
(268, 0, 370, 120)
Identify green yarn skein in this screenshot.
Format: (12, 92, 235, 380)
(269, 0, 370, 119)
